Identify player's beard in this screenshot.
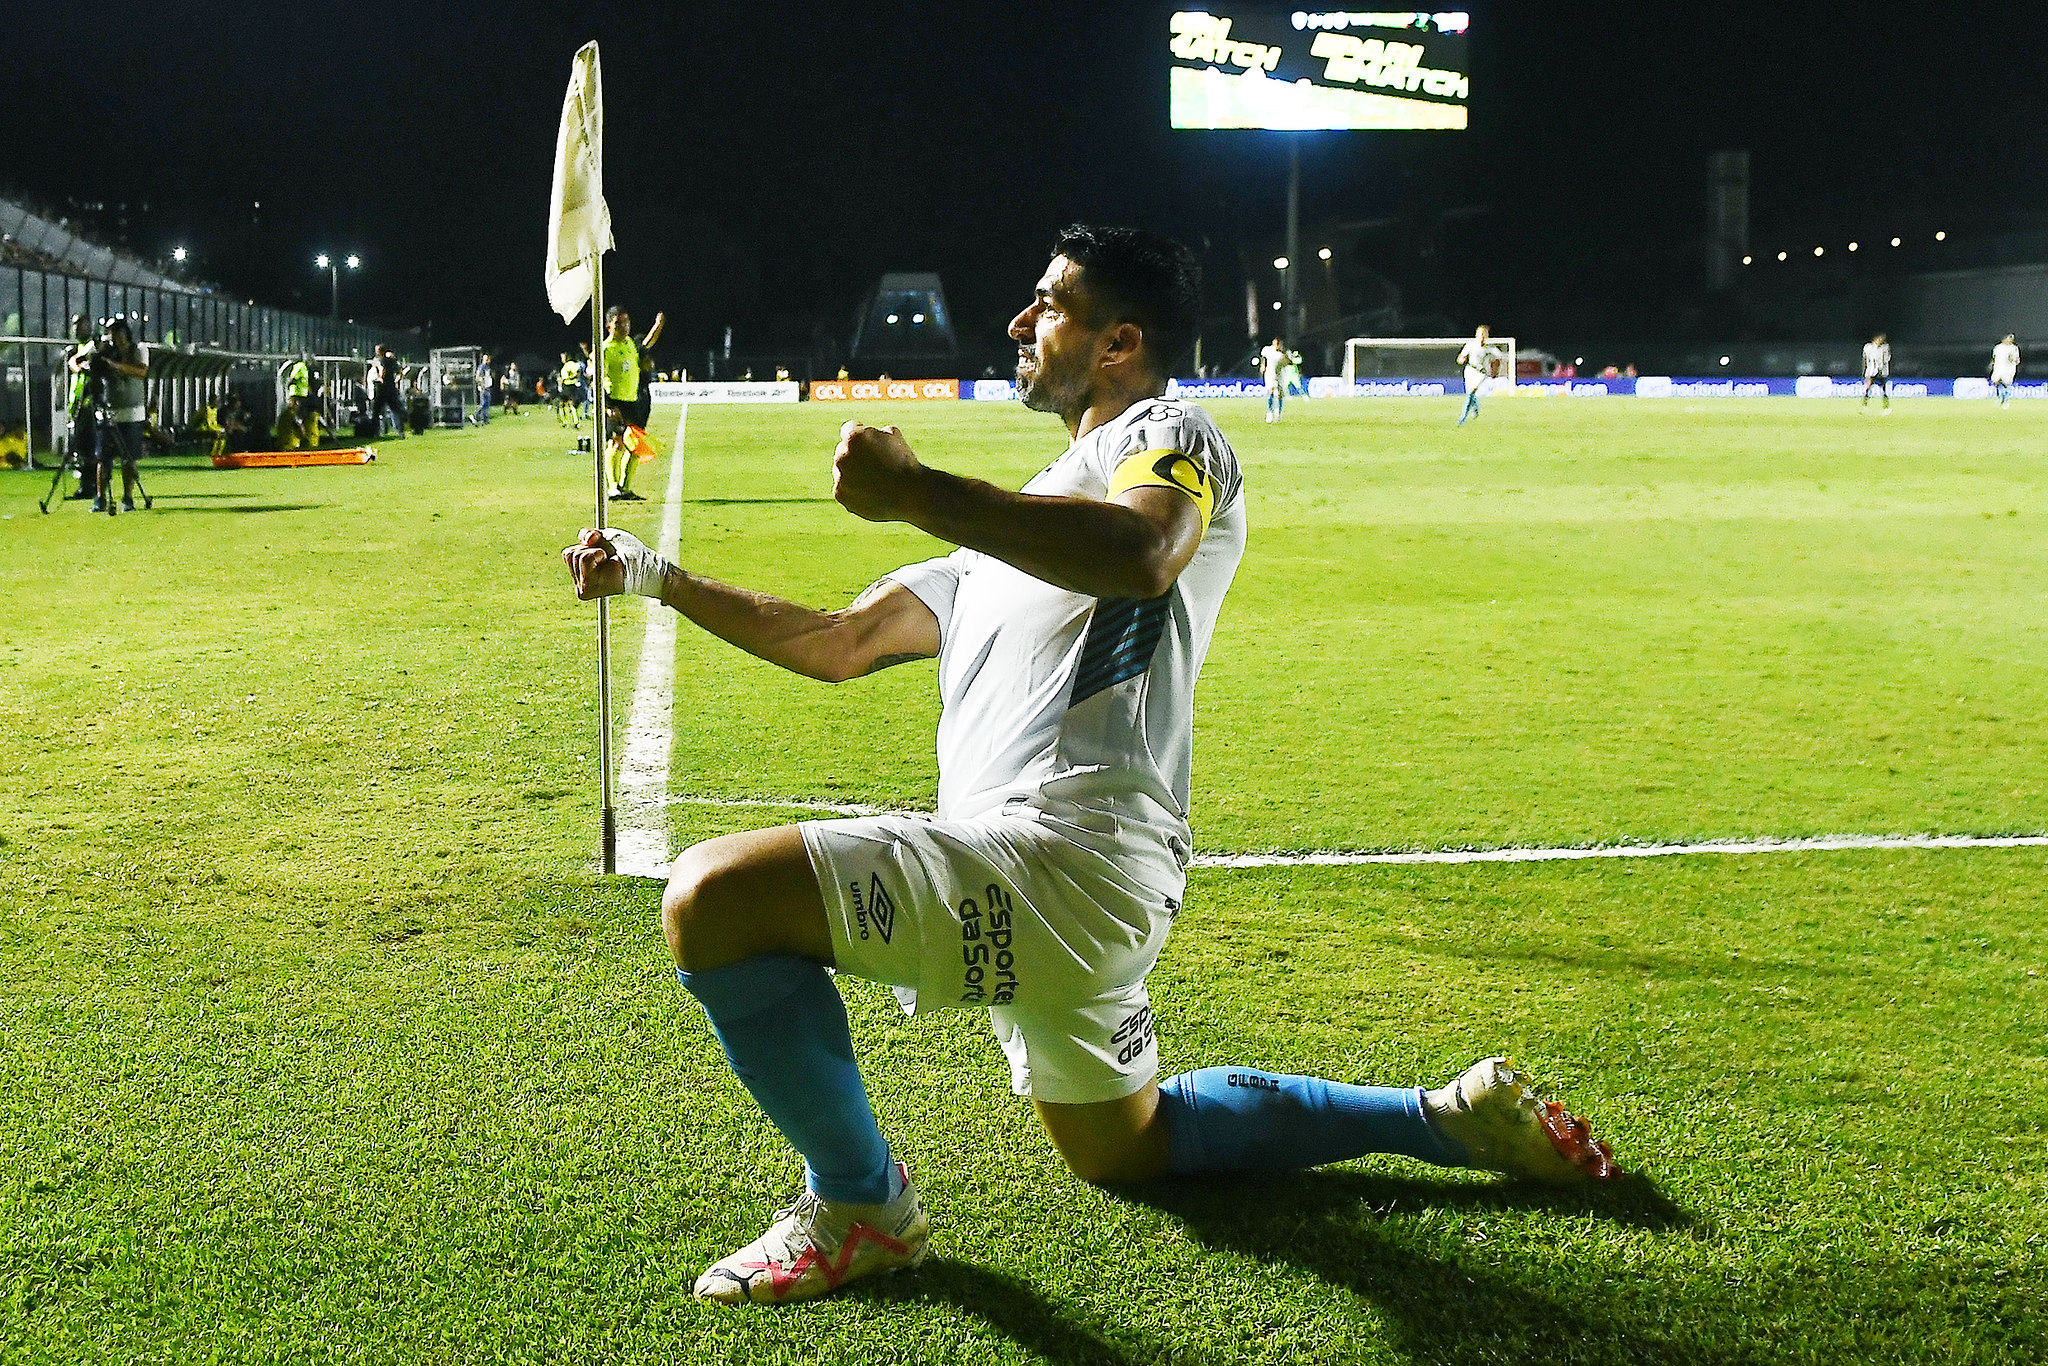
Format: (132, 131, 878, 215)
(1015, 342, 1085, 418)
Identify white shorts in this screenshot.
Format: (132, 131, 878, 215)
(801, 799, 1185, 1104)
(1464, 373, 1491, 395)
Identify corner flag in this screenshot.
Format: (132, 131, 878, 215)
(546, 41, 613, 323)
(549, 40, 621, 874)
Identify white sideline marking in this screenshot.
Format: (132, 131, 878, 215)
(1190, 832, 2048, 869)
(613, 406, 690, 880)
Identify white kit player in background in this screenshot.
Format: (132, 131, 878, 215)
(1991, 334, 2021, 409)
(1259, 336, 1289, 423)
(1862, 333, 1892, 412)
(562, 225, 1619, 1308)
(1456, 324, 1496, 426)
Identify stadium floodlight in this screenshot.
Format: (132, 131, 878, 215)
(315, 251, 359, 318)
(912, 313, 925, 324)
(1318, 246, 1332, 261)
(1814, 246, 1824, 257)
(1848, 241, 1859, 252)
(1719, 355, 1731, 366)
(886, 313, 900, 324)
(1891, 237, 1902, 247)
(1742, 255, 1753, 265)
(171, 246, 187, 263)
(1273, 256, 1290, 270)
(1272, 301, 1283, 310)
(1935, 231, 1947, 241)
(1777, 251, 1788, 261)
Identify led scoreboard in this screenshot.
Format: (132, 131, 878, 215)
(1169, 10, 1471, 131)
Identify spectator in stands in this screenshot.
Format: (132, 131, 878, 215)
(142, 404, 173, 457)
(473, 353, 495, 425)
(63, 315, 99, 501)
(405, 368, 431, 434)
(220, 391, 254, 452)
(92, 315, 148, 514)
(372, 346, 406, 439)
(194, 398, 226, 460)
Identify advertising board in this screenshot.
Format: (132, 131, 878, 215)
(648, 381, 799, 404)
(1169, 9, 1470, 130)
(808, 378, 961, 402)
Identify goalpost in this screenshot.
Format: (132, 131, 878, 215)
(1342, 336, 1517, 392)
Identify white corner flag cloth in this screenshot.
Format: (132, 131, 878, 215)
(546, 41, 613, 323)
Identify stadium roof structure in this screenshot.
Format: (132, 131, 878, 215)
(849, 272, 958, 370)
(0, 196, 192, 291)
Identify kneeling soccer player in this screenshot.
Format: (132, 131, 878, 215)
(562, 225, 1620, 1307)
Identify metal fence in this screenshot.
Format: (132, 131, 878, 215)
(2, 261, 424, 456)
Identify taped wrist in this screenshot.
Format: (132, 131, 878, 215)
(604, 528, 675, 598)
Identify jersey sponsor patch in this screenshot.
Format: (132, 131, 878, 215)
(1108, 448, 1214, 531)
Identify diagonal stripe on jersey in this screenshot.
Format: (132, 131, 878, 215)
(1071, 594, 1173, 705)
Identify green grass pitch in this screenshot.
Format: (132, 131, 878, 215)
(3, 395, 2044, 1363)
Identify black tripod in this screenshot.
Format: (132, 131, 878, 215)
(37, 434, 93, 514)
(40, 417, 152, 515)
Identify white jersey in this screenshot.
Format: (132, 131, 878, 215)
(1258, 343, 1288, 390)
(1992, 342, 2020, 384)
(888, 397, 1247, 856)
(1457, 337, 1492, 388)
(1863, 342, 1891, 379)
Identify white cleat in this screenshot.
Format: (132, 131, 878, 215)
(693, 1162, 928, 1305)
(1425, 1057, 1621, 1183)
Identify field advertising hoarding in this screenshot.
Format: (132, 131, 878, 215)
(1169, 10, 1470, 130)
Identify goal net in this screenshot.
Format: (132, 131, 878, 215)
(1342, 337, 1516, 390)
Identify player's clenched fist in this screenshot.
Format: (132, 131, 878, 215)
(833, 421, 924, 523)
(561, 527, 675, 600)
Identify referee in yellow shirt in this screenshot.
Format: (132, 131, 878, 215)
(601, 305, 664, 500)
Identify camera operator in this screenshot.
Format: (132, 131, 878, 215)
(92, 315, 149, 515)
(62, 315, 100, 501)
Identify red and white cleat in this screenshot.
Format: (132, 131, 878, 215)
(693, 1162, 929, 1305)
(1425, 1057, 1622, 1183)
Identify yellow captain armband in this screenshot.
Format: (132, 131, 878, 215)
(1108, 449, 1214, 531)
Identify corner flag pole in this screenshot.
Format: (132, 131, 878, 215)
(590, 251, 615, 874)
(546, 40, 617, 874)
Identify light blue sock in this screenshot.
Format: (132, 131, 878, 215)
(1159, 1067, 1465, 1174)
(676, 956, 897, 1204)
(1459, 393, 1478, 424)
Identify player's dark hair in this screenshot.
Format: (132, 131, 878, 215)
(1051, 224, 1201, 380)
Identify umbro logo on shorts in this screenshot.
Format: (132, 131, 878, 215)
(850, 873, 897, 944)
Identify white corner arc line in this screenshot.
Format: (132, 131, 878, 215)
(613, 405, 689, 880)
(1189, 832, 2048, 869)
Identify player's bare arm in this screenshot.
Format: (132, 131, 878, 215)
(561, 528, 938, 682)
(833, 420, 1204, 600)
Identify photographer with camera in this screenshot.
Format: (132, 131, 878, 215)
(62, 315, 100, 502)
(92, 316, 149, 515)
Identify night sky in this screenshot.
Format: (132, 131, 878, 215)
(14, 2, 2048, 364)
